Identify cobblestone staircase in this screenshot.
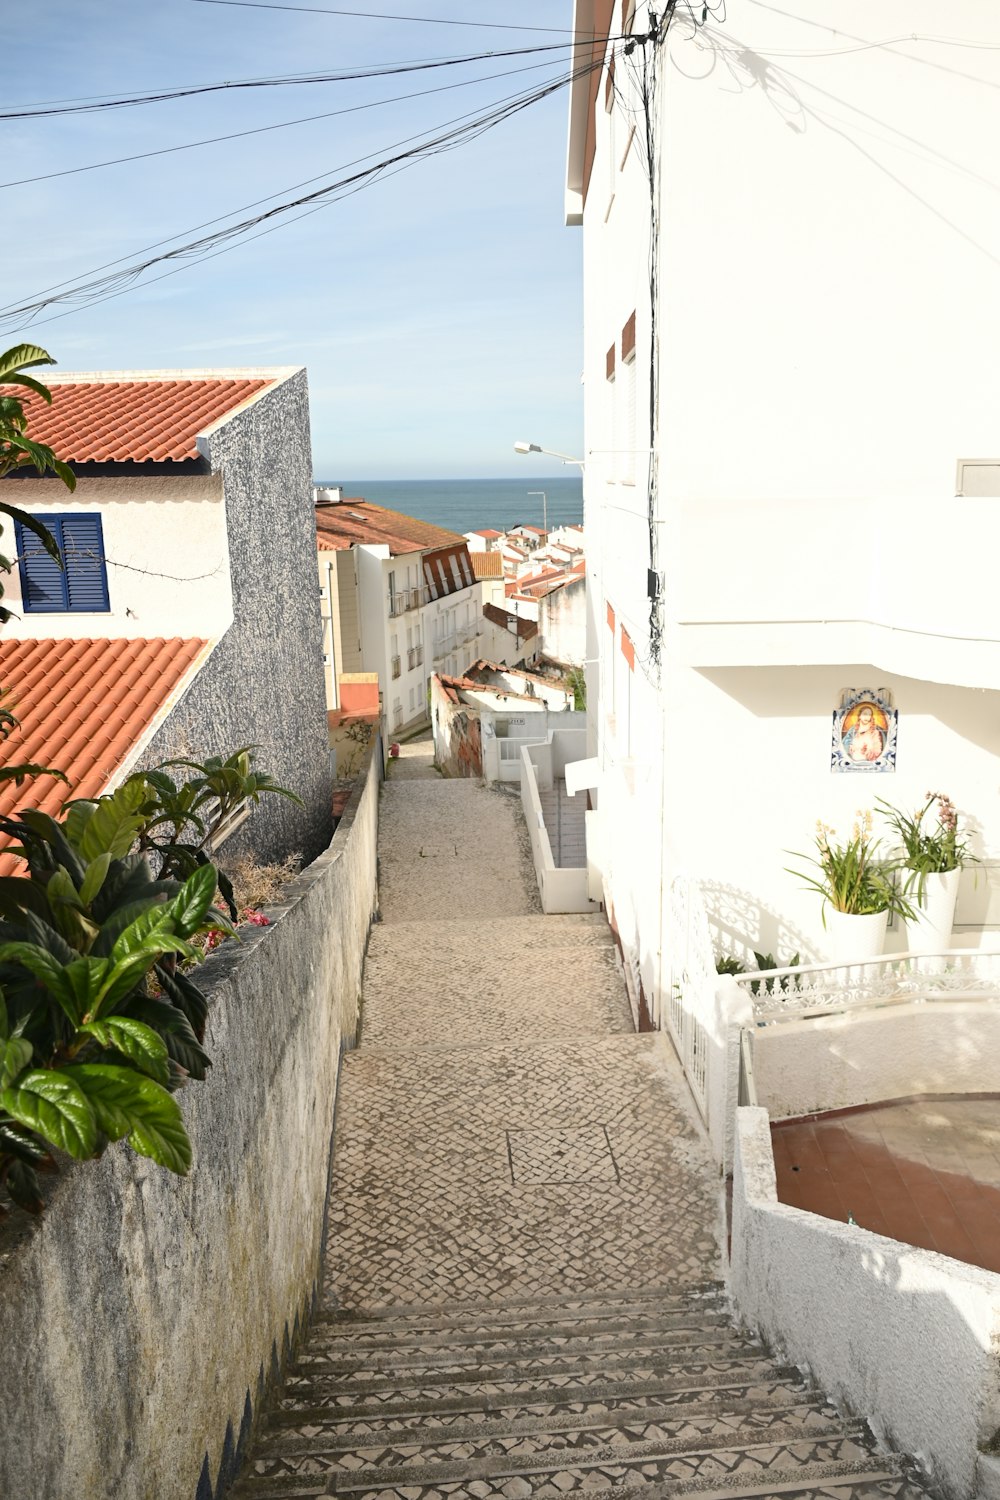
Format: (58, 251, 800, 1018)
(232, 1286, 925, 1500)
(229, 762, 933, 1500)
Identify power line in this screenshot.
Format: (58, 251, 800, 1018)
(0, 38, 607, 121)
(0, 45, 613, 334)
(191, 0, 592, 33)
(0, 54, 569, 191)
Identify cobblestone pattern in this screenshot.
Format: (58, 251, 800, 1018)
(232, 774, 936, 1500)
(376, 782, 541, 922)
(325, 1037, 717, 1310)
(360, 946, 633, 1049)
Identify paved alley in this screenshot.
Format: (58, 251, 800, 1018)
(234, 747, 932, 1499)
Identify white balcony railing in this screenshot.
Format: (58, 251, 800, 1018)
(734, 948, 1000, 1023)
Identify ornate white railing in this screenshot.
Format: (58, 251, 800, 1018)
(735, 948, 1000, 1023)
(665, 876, 719, 1120)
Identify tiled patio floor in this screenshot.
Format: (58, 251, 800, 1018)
(771, 1095, 1000, 1273)
(537, 777, 587, 868)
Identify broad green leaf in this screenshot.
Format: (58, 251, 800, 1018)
(79, 853, 111, 906)
(63, 1064, 190, 1173)
(129, 997, 211, 1081)
(78, 780, 150, 862)
(0, 941, 77, 1020)
(0, 1123, 57, 1170)
(5, 1160, 43, 1214)
(169, 863, 219, 936)
(62, 800, 97, 851)
(0, 1036, 31, 1090)
(154, 961, 209, 1043)
(108, 902, 174, 963)
(46, 866, 85, 912)
(0, 344, 56, 381)
(78, 1017, 169, 1086)
(62, 957, 111, 1021)
(1, 1070, 97, 1159)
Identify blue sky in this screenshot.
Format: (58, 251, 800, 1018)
(4, 1, 585, 479)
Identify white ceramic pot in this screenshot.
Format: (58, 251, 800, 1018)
(906, 867, 961, 955)
(825, 907, 889, 963)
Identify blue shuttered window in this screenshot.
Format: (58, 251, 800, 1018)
(14, 513, 110, 613)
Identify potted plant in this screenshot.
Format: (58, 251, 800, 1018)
(787, 811, 915, 961)
(877, 792, 974, 953)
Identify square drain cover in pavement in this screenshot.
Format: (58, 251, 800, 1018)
(506, 1126, 620, 1185)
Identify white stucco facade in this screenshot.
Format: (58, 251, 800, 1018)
(568, 0, 1000, 1011)
(4, 475, 232, 640)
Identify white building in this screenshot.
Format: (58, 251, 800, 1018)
(567, 0, 1000, 1009)
(317, 496, 499, 736)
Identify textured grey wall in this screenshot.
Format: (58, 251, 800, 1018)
(140, 369, 332, 867)
(0, 747, 380, 1500)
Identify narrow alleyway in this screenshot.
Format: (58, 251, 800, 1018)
(233, 748, 932, 1499)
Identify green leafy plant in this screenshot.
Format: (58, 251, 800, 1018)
(125, 748, 302, 918)
(565, 666, 587, 711)
(0, 344, 75, 788)
(715, 953, 746, 977)
(749, 950, 801, 995)
(786, 811, 915, 925)
(0, 779, 231, 1216)
(877, 792, 976, 899)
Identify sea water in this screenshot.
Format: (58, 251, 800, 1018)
(321, 476, 584, 535)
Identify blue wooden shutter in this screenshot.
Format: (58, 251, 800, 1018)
(15, 517, 66, 610)
(15, 513, 109, 613)
(61, 515, 109, 611)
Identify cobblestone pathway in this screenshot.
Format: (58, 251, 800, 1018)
(233, 770, 933, 1500)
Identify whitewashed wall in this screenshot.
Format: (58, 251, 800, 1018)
(3, 475, 232, 639)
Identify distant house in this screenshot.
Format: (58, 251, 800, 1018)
(316, 495, 498, 736)
(0, 367, 332, 873)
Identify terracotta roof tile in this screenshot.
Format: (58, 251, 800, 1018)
(1, 378, 273, 463)
(315, 499, 461, 555)
(482, 602, 538, 643)
(470, 552, 503, 580)
(0, 637, 208, 876)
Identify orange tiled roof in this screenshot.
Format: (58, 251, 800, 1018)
(316, 499, 461, 555)
(470, 552, 503, 580)
(0, 637, 209, 875)
(0, 378, 272, 463)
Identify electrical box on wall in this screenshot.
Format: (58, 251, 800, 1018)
(955, 459, 1000, 496)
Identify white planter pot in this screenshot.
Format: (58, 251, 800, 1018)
(825, 907, 889, 963)
(906, 867, 961, 955)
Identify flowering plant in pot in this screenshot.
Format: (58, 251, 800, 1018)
(786, 811, 915, 960)
(877, 792, 975, 952)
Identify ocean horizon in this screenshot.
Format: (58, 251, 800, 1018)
(317, 476, 583, 536)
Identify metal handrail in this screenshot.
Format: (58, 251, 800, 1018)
(735, 947, 1000, 1023)
(737, 1029, 757, 1108)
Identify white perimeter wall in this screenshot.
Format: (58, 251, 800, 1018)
(731, 1108, 1000, 1500)
(754, 1002, 1000, 1120)
(3, 475, 232, 638)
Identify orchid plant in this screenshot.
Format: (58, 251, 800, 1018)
(787, 811, 915, 925)
(877, 792, 975, 899)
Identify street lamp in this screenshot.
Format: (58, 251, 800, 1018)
(527, 490, 548, 534)
(514, 440, 584, 468)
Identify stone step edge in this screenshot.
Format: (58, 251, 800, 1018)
(290, 1341, 763, 1391)
(285, 1420, 872, 1491)
(259, 1394, 837, 1454)
(241, 1432, 881, 1499)
(321, 1282, 725, 1325)
(295, 1330, 748, 1374)
(282, 1355, 803, 1402)
(308, 1312, 732, 1353)
(272, 1369, 811, 1426)
(233, 1462, 903, 1500)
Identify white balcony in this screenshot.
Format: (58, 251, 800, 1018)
(673, 496, 1000, 689)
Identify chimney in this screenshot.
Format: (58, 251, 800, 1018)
(315, 485, 344, 506)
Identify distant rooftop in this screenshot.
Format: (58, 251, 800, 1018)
(316, 498, 462, 555)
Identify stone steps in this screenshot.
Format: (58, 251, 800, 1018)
(234, 1429, 896, 1498)
(232, 1285, 929, 1500)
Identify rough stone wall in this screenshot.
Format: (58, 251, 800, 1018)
(139, 369, 332, 867)
(431, 677, 483, 778)
(0, 747, 380, 1500)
